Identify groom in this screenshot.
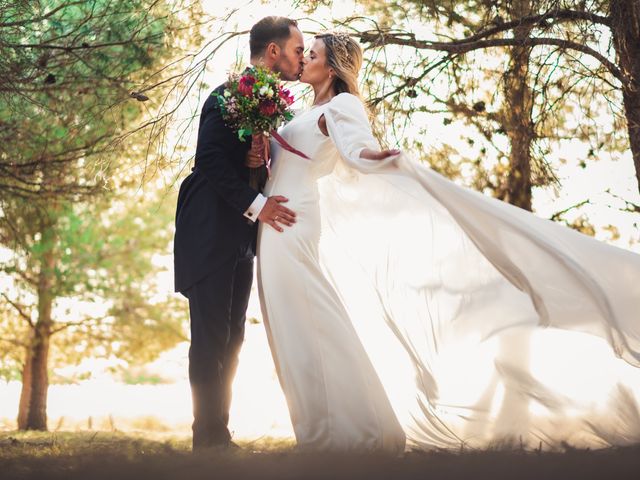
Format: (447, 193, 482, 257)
(174, 16, 303, 450)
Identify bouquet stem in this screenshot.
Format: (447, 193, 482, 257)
(249, 131, 270, 190)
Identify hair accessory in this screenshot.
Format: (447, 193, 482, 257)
(325, 31, 353, 63)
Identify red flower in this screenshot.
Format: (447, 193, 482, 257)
(238, 75, 256, 96)
(259, 100, 277, 116)
(279, 87, 294, 105)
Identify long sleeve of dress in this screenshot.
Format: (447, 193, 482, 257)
(320, 92, 640, 367)
(324, 93, 399, 174)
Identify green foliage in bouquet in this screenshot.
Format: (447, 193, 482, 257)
(213, 66, 295, 141)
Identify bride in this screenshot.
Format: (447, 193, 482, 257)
(257, 32, 640, 454)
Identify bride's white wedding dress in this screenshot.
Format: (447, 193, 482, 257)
(257, 93, 640, 453)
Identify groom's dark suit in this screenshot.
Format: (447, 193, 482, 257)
(174, 83, 266, 448)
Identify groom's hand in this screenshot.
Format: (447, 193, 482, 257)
(246, 133, 270, 169)
(258, 195, 296, 232)
(245, 150, 264, 168)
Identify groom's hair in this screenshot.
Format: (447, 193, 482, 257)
(250, 16, 298, 59)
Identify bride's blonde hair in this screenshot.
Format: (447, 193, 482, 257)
(315, 32, 363, 99)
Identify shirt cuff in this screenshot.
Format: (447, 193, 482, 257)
(244, 193, 267, 222)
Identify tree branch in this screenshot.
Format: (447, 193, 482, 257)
(456, 8, 611, 45)
(0, 336, 27, 348)
(0, 1, 85, 28)
(4, 32, 164, 52)
(606, 189, 640, 213)
(359, 34, 627, 86)
(1, 293, 34, 329)
(50, 316, 109, 335)
(368, 54, 456, 106)
(549, 199, 592, 221)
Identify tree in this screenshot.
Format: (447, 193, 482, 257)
(348, 0, 640, 196)
(0, 0, 200, 430)
(610, 0, 640, 194)
(0, 0, 205, 198)
(0, 177, 187, 430)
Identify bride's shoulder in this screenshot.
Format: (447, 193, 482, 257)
(330, 92, 361, 105)
(329, 93, 366, 113)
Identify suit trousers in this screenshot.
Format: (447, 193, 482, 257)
(184, 244, 254, 449)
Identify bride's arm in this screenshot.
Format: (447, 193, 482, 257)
(319, 113, 398, 160)
(324, 93, 401, 170)
(359, 147, 401, 160)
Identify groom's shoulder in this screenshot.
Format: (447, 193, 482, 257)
(207, 82, 228, 100)
(201, 83, 228, 112)
(212, 82, 227, 95)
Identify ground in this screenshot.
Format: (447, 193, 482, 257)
(1, 431, 639, 479)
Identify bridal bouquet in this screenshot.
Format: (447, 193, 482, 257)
(213, 66, 308, 188)
(213, 66, 295, 141)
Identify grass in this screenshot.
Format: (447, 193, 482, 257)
(1, 431, 639, 479)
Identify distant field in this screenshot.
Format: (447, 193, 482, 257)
(1, 431, 639, 479)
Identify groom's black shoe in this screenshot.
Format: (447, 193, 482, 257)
(192, 441, 238, 454)
(192, 431, 230, 453)
(192, 436, 242, 453)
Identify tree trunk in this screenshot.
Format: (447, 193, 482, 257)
(492, 0, 534, 442)
(17, 322, 52, 432)
(502, 0, 535, 211)
(22, 319, 51, 430)
(16, 349, 33, 429)
(610, 0, 640, 193)
(17, 226, 55, 431)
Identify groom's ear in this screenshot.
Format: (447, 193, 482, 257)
(266, 42, 280, 60)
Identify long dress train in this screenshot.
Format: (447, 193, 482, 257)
(258, 92, 640, 452)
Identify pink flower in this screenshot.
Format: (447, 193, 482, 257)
(238, 75, 256, 96)
(279, 87, 294, 105)
(259, 100, 277, 116)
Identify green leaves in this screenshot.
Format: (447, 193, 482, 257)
(0, 0, 185, 199)
(0, 1, 197, 386)
(238, 128, 252, 140)
(52, 126, 67, 139)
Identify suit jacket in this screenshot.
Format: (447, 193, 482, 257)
(174, 84, 266, 293)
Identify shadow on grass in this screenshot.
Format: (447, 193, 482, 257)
(1, 431, 639, 479)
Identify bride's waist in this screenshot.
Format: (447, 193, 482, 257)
(263, 184, 319, 211)
(264, 191, 320, 208)
(265, 174, 317, 195)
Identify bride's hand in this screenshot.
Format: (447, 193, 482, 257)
(359, 148, 401, 161)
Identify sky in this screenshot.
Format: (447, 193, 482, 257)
(189, 0, 640, 252)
